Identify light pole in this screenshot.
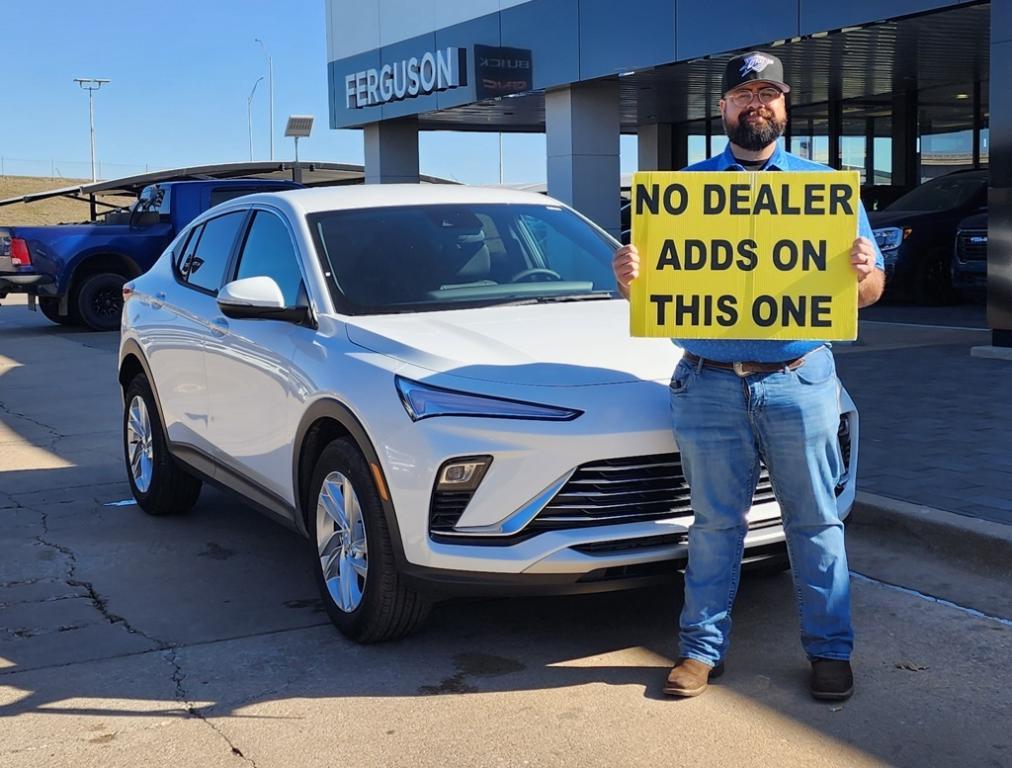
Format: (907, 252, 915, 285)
(73, 78, 110, 182)
(254, 38, 275, 161)
(247, 77, 263, 161)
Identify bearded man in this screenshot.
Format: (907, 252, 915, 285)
(612, 51, 884, 700)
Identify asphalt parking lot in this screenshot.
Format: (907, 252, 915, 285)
(2, 295, 1010, 768)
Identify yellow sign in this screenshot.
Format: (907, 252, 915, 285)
(630, 171, 860, 340)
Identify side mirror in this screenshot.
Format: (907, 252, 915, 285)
(217, 276, 312, 325)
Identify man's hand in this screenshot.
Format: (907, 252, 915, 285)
(850, 237, 877, 282)
(613, 244, 639, 300)
(851, 236, 885, 308)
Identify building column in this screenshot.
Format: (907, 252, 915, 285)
(891, 89, 919, 189)
(364, 118, 419, 184)
(828, 94, 842, 170)
(638, 123, 687, 171)
(546, 81, 621, 237)
(638, 123, 671, 171)
(987, 2, 1012, 349)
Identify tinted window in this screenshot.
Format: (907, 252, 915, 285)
(176, 225, 203, 276)
(886, 174, 988, 213)
(136, 184, 170, 216)
(183, 211, 245, 292)
(308, 203, 616, 313)
(235, 211, 304, 306)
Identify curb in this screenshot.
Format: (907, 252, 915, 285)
(850, 492, 1012, 577)
(970, 345, 1012, 361)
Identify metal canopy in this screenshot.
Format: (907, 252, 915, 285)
(414, 2, 990, 133)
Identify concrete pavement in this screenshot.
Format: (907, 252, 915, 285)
(834, 319, 1012, 526)
(2, 295, 1011, 767)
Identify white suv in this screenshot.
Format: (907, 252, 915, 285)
(118, 185, 859, 642)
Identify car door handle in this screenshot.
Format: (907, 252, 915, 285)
(210, 317, 229, 337)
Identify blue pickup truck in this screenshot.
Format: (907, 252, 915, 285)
(0, 178, 300, 330)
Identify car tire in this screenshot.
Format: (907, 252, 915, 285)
(912, 258, 955, 305)
(123, 373, 202, 516)
(75, 271, 126, 331)
(309, 437, 429, 643)
(38, 297, 76, 326)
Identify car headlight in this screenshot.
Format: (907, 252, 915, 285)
(395, 376, 582, 422)
(872, 227, 911, 251)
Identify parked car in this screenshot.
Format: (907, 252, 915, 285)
(118, 185, 860, 643)
(0, 178, 300, 330)
(951, 211, 988, 301)
(869, 169, 988, 304)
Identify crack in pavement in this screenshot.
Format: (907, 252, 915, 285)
(14, 499, 259, 765)
(0, 399, 65, 439)
(7, 481, 132, 507)
(30, 508, 156, 642)
(0, 592, 90, 609)
(0, 620, 332, 678)
(168, 647, 258, 767)
(0, 578, 44, 588)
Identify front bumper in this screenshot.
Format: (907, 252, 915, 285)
(371, 375, 859, 587)
(952, 265, 987, 289)
(399, 525, 796, 598)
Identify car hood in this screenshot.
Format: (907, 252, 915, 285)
(344, 300, 680, 386)
(957, 211, 987, 229)
(868, 209, 943, 228)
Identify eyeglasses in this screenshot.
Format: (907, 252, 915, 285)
(727, 87, 784, 108)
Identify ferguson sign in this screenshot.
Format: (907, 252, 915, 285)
(345, 47, 466, 109)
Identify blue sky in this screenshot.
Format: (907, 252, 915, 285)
(3, 0, 637, 184)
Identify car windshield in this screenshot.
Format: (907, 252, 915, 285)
(885, 174, 987, 213)
(308, 203, 618, 314)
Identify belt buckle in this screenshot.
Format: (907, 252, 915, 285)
(732, 361, 750, 377)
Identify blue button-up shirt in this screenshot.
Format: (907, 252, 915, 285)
(672, 142, 884, 363)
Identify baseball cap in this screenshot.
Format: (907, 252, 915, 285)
(723, 51, 791, 94)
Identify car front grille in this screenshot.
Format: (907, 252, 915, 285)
(956, 229, 988, 262)
(838, 414, 852, 481)
(429, 491, 473, 533)
(432, 415, 853, 542)
(526, 453, 778, 532)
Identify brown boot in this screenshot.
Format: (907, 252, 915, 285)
(663, 658, 725, 697)
(810, 659, 854, 701)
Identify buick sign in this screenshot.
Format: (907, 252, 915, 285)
(475, 45, 533, 100)
(345, 47, 466, 109)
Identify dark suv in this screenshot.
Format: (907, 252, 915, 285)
(869, 169, 988, 304)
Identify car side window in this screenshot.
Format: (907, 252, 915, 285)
(175, 225, 202, 276)
(234, 210, 305, 307)
(182, 211, 246, 293)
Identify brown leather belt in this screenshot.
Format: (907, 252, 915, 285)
(683, 351, 809, 378)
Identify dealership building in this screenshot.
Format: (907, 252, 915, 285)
(326, 0, 1010, 348)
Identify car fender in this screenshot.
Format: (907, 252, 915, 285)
(118, 337, 167, 417)
(293, 397, 406, 562)
(65, 248, 143, 294)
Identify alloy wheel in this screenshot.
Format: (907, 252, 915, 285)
(316, 471, 369, 613)
(126, 395, 154, 493)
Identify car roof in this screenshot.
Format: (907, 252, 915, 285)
(233, 184, 561, 215)
(931, 169, 989, 180)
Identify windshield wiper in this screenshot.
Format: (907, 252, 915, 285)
(495, 292, 616, 306)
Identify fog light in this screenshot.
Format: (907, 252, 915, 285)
(435, 456, 492, 492)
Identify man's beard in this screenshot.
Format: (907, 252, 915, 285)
(723, 108, 787, 151)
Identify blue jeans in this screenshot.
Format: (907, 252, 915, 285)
(669, 345, 852, 665)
